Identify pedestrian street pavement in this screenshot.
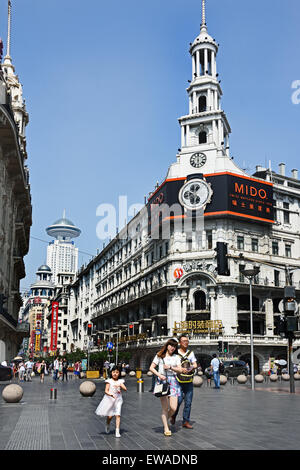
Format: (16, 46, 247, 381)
(0, 375, 300, 451)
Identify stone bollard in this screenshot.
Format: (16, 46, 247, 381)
(294, 373, 300, 381)
(237, 375, 247, 384)
(270, 374, 278, 382)
(220, 375, 227, 385)
(281, 374, 290, 381)
(193, 376, 203, 387)
(255, 374, 264, 383)
(79, 381, 96, 397)
(121, 371, 126, 377)
(2, 384, 23, 403)
(129, 371, 136, 377)
(147, 371, 153, 377)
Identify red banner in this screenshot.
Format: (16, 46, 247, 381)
(50, 302, 59, 351)
(30, 330, 36, 352)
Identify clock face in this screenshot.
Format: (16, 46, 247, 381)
(190, 152, 207, 168)
(179, 178, 213, 211)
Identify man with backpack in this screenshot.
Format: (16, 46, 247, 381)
(170, 335, 197, 429)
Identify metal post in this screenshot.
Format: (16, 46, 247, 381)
(288, 335, 295, 394)
(249, 278, 255, 391)
(116, 330, 119, 366)
(87, 341, 90, 372)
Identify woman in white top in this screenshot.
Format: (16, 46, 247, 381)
(150, 338, 183, 436)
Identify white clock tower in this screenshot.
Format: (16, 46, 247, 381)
(167, 0, 246, 179)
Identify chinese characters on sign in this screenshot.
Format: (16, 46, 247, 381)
(50, 302, 59, 351)
(35, 330, 41, 352)
(173, 320, 223, 335)
(116, 333, 147, 344)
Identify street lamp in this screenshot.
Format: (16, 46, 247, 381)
(240, 265, 260, 391)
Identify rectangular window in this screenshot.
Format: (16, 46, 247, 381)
(207, 231, 213, 249)
(274, 270, 280, 287)
(251, 238, 258, 252)
(165, 242, 169, 255)
(283, 202, 290, 224)
(285, 244, 292, 258)
(272, 241, 279, 256)
(239, 265, 245, 283)
(237, 236, 244, 250)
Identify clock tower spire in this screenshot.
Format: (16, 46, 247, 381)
(166, 1, 245, 179)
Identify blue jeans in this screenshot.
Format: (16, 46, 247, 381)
(173, 382, 193, 423)
(213, 371, 220, 388)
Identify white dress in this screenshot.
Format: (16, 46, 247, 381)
(95, 378, 124, 417)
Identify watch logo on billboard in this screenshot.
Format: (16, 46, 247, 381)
(234, 183, 267, 199)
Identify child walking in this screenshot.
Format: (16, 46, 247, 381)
(95, 366, 127, 438)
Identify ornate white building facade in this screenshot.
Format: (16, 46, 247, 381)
(0, 1, 32, 362)
(63, 2, 300, 372)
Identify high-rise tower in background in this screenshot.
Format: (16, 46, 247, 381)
(46, 210, 81, 284)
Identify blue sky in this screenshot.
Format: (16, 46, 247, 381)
(0, 0, 299, 291)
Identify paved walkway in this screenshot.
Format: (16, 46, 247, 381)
(0, 376, 299, 450)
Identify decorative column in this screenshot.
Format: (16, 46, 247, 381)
(196, 50, 200, 76)
(193, 91, 197, 113)
(192, 54, 196, 78)
(181, 290, 187, 322)
(265, 298, 274, 337)
(181, 125, 185, 148)
(167, 290, 181, 336)
(186, 124, 190, 146)
(212, 119, 216, 144)
(211, 50, 216, 76)
(204, 49, 208, 74)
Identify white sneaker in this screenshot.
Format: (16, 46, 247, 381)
(105, 423, 110, 434)
(115, 429, 121, 438)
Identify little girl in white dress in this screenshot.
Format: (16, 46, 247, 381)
(95, 366, 127, 437)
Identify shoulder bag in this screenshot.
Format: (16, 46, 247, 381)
(153, 358, 170, 397)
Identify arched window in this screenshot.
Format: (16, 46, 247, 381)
(198, 96, 207, 112)
(194, 290, 206, 310)
(199, 131, 207, 144)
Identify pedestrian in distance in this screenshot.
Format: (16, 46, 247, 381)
(149, 338, 183, 436)
(40, 360, 46, 383)
(53, 357, 59, 381)
(62, 359, 68, 381)
(58, 360, 63, 380)
(210, 353, 220, 389)
(74, 361, 80, 379)
(25, 359, 34, 382)
(95, 366, 127, 438)
(18, 362, 25, 382)
(12, 362, 17, 379)
(170, 334, 197, 429)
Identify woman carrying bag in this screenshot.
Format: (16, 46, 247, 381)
(149, 338, 183, 436)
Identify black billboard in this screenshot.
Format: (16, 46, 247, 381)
(147, 172, 274, 231)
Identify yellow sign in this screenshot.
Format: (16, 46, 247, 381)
(173, 320, 223, 335)
(117, 333, 147, 344)
(86, 371, 99, 379)
(35, 333, 41, 352)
